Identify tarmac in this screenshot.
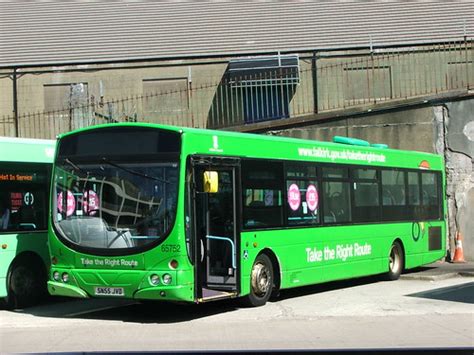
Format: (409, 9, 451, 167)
(401, 260, 474, 281)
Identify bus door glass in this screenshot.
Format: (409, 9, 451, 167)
(192, 159, 239, 292)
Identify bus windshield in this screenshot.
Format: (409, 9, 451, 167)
(52, 127, 181, 254)
(54, 158, 179, 252)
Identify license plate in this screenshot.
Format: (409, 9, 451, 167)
(94, 287, 124, 296)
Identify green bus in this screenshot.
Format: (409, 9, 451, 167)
(0, 137, 55, 308)
(48, 123, 446, 306)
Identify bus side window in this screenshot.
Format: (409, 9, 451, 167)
(351, 168, 379, 223)
(408, 172, 421, 206)
(241, 160, 284, 229)
(381, 169, 407, 221)
(422, 173, 438, 205)
(322, 167, 351, 224)
(285, 163, 319, 226)
(322, 180, 351, 224)
(421, 172, 440, 220)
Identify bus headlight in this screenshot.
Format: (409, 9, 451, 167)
(150, 274, 160, 286)
(53, 271, 60, 282)
(62, 273, 69, 283)
(162, 273, 172, 285)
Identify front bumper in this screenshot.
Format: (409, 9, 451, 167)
(48, 267, 194, 302)
(48, 280, 193, 302)
(48, 281, 89, 298)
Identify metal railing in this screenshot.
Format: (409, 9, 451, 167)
(1, 40, 472, 138)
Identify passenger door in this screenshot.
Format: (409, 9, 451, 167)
(191, 157, 240, 300)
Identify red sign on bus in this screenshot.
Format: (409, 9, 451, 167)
(57, 191, 76, 217)
(306, 184, 319, 211)
(288, 184, 301, 211)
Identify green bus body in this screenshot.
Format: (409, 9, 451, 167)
(0, 137, 55, 308)
(48, 123, 446, 306)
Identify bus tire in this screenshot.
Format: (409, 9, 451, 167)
(386, 241, 404, 281)
(5, 261, 45, 309)
(242, 253, 273, 307)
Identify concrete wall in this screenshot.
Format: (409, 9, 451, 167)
(270, 99, 474, 261)
(1, 43, 471, 138)
(270, 106, 436, 152)
(0, 61, 229, 137)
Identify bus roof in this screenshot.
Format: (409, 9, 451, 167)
(0, 136, 55, 163)
(57, 123, 444, 171)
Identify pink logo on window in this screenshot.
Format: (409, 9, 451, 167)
(306, 184, 319, 211)
(288, 184, 301, 211)
(83, 190, 99, 215)
(57, 191, 76, 217)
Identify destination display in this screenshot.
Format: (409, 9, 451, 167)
(0, 173, 35, 182)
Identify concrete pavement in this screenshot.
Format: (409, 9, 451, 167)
(2, 272, 472, 352)
(401, 260, 474, 281)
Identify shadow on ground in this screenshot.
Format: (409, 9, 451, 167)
(5, 274, 386, 324)
(407, 281, 474, 304)
(273, 274, 382, 302)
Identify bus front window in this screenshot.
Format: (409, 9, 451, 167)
(53, 159, 178, 252)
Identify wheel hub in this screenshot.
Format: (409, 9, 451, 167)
(11, 267, 34, 295)
(390, 246, 400, 272)
(251, 262, 270, 296)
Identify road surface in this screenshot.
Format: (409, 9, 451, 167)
(0, 275, 472, 352)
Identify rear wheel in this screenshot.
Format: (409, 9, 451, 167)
(386, 242, 404, 281)
(241, 254, 273, 307)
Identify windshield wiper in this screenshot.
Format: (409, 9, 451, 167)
(64, 158, 80, 171)
(63, 158, 92, 176)
(100, 157, 172, 184)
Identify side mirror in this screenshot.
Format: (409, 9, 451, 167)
(203, 171, 219, 193)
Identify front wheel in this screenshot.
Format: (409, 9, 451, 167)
(241, 254, 274, 307)
(386, 242, 404, 281)
(5, 263, 45, 309)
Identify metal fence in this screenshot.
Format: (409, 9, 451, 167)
(1, 40, 472, 138)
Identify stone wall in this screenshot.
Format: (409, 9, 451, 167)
(436, 101, 474, 261)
